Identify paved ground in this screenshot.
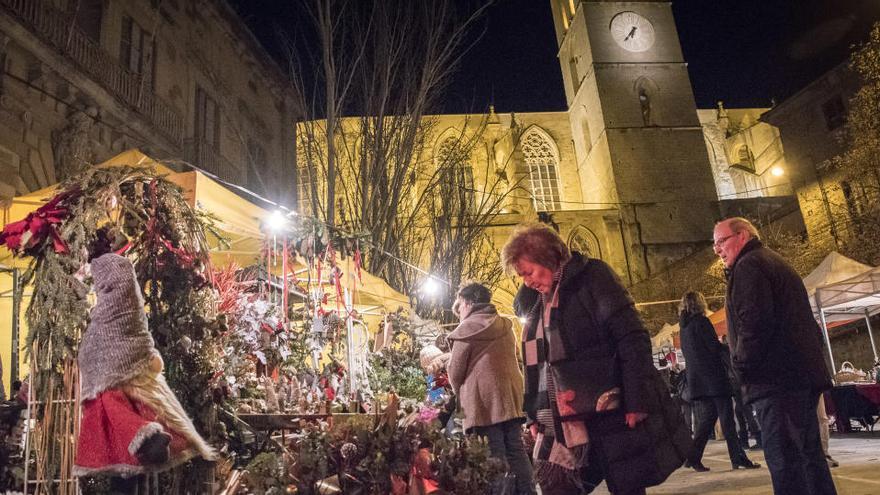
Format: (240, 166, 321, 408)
(590, 432, 880, 495)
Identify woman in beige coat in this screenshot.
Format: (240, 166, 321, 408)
(448, 282, 535, 495)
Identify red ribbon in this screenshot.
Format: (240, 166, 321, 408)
(0, 188, 78, 256)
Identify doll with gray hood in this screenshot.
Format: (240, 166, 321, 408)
(447, 282, 535, 494)
(74, 226, 216, 478)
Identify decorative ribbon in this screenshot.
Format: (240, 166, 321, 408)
(0, 188, 79, 256)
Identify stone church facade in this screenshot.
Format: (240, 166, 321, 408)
(296, 1, 798, 288)
(1, 0, 800, 292)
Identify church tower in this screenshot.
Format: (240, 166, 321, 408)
(550, 0, 719, 280)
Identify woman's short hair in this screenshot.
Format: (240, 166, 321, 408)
(501, 222, 571, 274)
(457, 282, 492, 305)
(679, 291, 708, 318)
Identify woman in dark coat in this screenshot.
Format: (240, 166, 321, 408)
(678, 291, 759, 471)
(503, 223, 691, 495)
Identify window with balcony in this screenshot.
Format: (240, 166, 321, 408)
(195, 87, 220, 147)
(74, 0, 104, 42)
(822, 96, 846, 131)
(247, 139, 268, 195)
(120, 15, 155, 89)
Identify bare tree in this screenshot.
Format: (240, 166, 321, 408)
(286, 1, 519, 316)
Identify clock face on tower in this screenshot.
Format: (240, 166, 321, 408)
(610, 11, 656, 52)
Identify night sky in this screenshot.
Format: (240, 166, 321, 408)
(231, 0, 880, 114)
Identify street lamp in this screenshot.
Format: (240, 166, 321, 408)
(420, 277, 442, 298)
(267, 210, 288, 232)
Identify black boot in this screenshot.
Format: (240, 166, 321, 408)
(684, 460, 710, 472)
(749, 431, 763, 450)
(135, 431, 171, 465)
(731, 457, 761, 470)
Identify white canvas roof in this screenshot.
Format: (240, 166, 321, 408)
(804, 252, 880, 370)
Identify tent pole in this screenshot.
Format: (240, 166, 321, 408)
(344, 287, 356, 398)
(864, 308, 879, 362)
(11, 268, 21, 383)
(819, 309, 836, 374)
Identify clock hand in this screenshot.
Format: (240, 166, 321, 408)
(625, 26, 637, 41)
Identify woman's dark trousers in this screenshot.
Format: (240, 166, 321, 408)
(689, 396, 749, 465)
(472, 418, 536, 495)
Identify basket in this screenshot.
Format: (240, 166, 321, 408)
(833, 361, 868, 383)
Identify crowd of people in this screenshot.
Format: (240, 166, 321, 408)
(437, 217, 837, 495)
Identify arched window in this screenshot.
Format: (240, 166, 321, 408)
(434, 136, 475, 215)
(568, 225, 602, 259)
(521, 127, 562, 212)
(736, 145, 755, 171)
(435, 136, 474, 191)
(634, 77, 659, 127)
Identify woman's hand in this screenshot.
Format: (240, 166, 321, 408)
(529, 423, 539, 439)
(625, 412, 648, 429)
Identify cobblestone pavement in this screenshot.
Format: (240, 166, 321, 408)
(589, 432, 880, 495)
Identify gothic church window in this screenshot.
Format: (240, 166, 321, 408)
(521, 128, 562, 212)
(121, 15, 156, 89)
(435, 136, 475, 213)
(568, 225, 601, 259)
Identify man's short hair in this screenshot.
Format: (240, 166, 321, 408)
(457, 282, 492, 305)
(720, 217, 760, 241)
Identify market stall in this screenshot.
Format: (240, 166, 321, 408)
(0, 150, 501, 494)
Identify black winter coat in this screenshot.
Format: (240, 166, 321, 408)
(516, 254, 690, 492)
(679, 313, 732, 400)
(725, 239, 833, 404)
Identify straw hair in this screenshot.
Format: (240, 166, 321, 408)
(500, 222, 571, 274)
(679, 291, 708, 319)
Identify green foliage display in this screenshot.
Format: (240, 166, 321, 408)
(9, 166, 224, 489)
(286, 410, 504, 495)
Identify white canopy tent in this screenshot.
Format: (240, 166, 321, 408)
(804, 252, 880, 372)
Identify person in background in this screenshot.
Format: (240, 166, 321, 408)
(669, 363, 693, 434)
(817, 395, 838, 467)
(678, 291, 760, 472)
(504, 223, 690, 495)
(447, 282, 535, 495)
(720, 335, 762, 451)
(714, 217, 836, 494)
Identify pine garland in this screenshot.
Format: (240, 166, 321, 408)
(9, 166, 225, 489)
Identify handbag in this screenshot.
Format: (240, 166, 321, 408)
(549, 351, 622, 420)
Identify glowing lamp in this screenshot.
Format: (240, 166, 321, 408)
(421, 277, 441, 297)
(267, 210, 288, 232)
(770, 166, 784, 177)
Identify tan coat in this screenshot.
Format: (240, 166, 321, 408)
(447, 303, 524, 432)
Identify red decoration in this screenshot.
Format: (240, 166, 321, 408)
(0, 188, 79, 256)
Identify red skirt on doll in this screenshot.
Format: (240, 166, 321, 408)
(74, 389, 196, 477)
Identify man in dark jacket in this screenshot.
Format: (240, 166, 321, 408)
(714, 217, 836, 495)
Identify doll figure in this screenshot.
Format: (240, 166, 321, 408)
(74, 227, 216, 477)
